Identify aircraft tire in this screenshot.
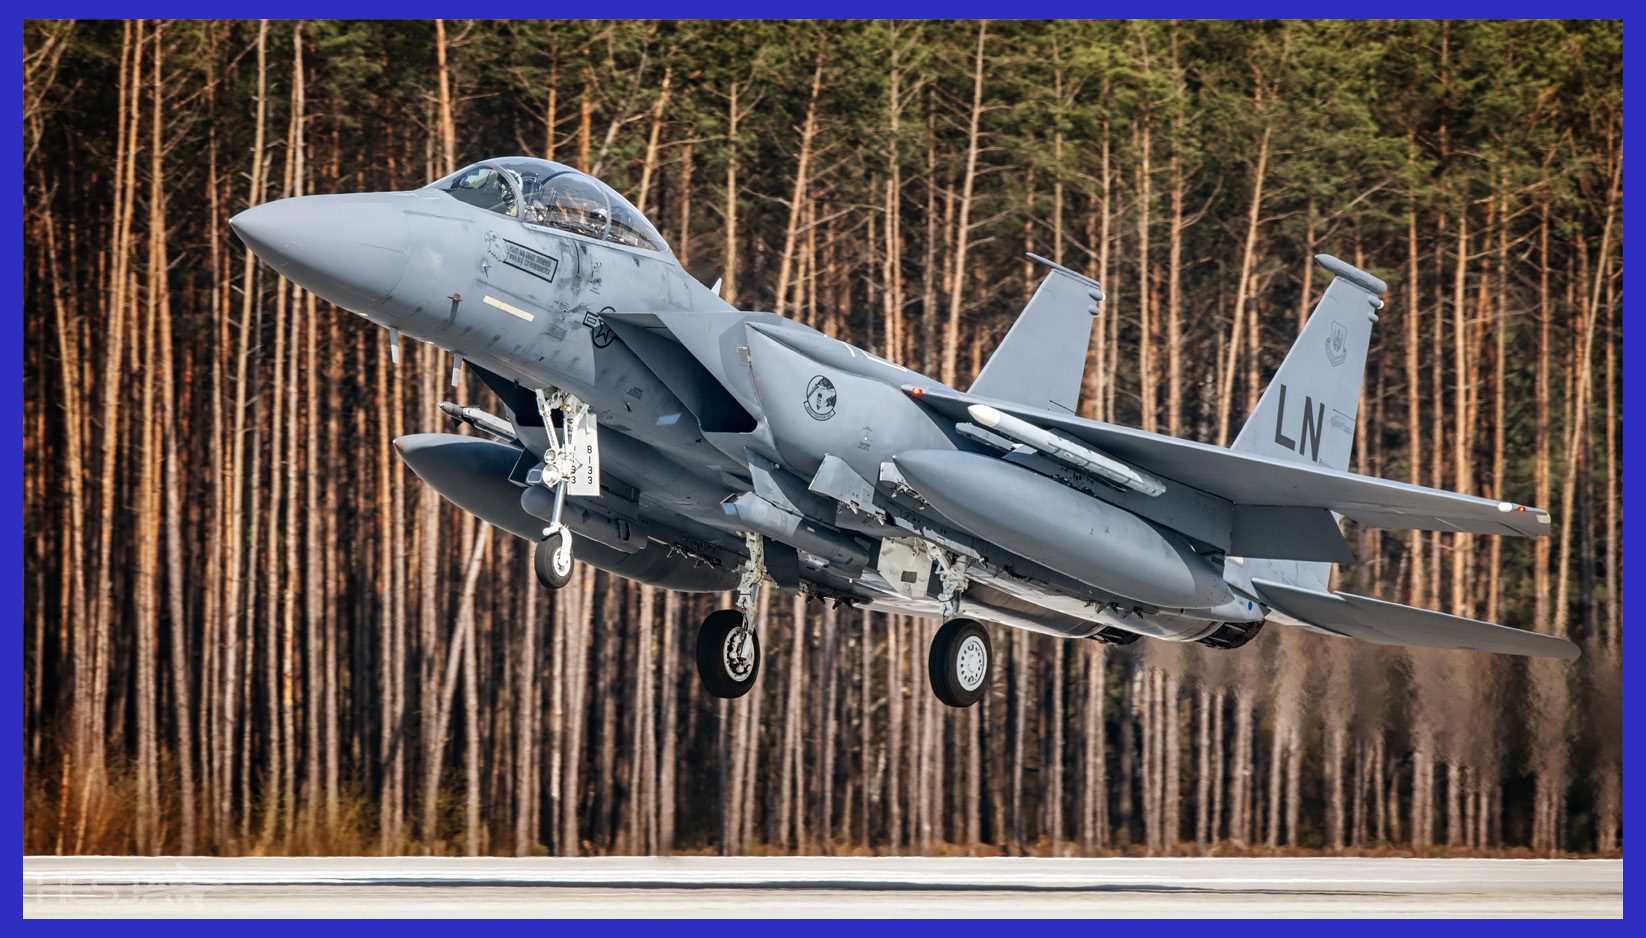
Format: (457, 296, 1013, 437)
(929, 617, 991, 708)
(696, 609, 760, 699)
(534, 529, 574, 590)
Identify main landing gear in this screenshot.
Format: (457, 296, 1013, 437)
(925, 546, 992, 708)
(929, 618, 992, 708)
(690, 537, 996, 707)
(695, 533, 764, 699)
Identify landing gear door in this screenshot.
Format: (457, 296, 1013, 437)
(567, 413, 601, 496)
(877, 537, 933, 601)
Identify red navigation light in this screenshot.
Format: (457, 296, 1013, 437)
(911, 387, 924, 397)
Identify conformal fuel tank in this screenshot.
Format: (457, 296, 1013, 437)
(891, 450, 1233, 610)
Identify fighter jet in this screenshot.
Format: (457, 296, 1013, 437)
(231, 156, 1577, 709)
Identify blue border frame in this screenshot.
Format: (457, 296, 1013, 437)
(9, 2, 1636, 928)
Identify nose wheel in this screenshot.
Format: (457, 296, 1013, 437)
(534, 526, 573, 590)
(929, 617, 991, 708)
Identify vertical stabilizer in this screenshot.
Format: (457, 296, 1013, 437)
(1233, 255, 1386, 591)
(1231, 254, 1386, 472)
(968, 254, 1101, 413)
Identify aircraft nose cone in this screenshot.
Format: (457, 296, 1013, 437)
(231, 194, 410, 312)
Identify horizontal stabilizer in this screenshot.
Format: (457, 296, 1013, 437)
(969, 255, 1101, 413)
(1252, 578, 1578, 660)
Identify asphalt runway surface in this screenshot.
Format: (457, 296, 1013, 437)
(24, 855, 1621, 917)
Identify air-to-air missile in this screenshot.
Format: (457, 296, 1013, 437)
(234, 156, 1575, 711)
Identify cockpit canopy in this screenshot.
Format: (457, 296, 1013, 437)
(433, 157, 671, 256)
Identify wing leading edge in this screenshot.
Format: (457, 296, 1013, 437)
(1252, 578, 1579, 660)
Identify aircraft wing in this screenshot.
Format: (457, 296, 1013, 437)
(905, 385, 1551, 538)
(1252, 578, 1579, 659)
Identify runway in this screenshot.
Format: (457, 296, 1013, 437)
(24, 855, 1621, 917)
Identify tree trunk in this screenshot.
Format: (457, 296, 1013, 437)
(658, 591, 680, 853)
(773, 61, 824, 318)
(939, 23, 988, 388)
(1406, 142, 1426, 608)
(514, 559, 538, 855)
(722, 82, 740, 307)
(1135, 115, 1154, 432)
(1215, 117, 1271, 445)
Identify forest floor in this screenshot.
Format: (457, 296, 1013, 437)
(24, 855, 1621, 917)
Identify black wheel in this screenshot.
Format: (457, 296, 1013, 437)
(929, 617, 991, 708)
(696, 609, 760, 699)
(534, 529, 574, 590)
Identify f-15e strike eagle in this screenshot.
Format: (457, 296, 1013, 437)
(232, 156, 1576, 709)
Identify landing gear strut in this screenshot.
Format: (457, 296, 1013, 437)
(531, 464, 573, 590)
(924, 546, 991, 707)
(695, 533, 764, 699)
(529, 388, 593, 591)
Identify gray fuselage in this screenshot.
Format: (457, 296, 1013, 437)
(230, 158, 1252, 643)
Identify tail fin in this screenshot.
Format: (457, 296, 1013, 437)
(1231, 254, 1386, 472)
(1233, 255, 1387, 592)
(969, 254, 1100, 413)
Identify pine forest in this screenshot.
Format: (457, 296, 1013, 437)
(22, 19, 1622, 857)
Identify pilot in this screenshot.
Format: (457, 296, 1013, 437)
(521, 176, 551, 225)
(536, 181, 577, 231)
(497, 168, 523, 217)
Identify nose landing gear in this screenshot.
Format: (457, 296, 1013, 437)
(532, 460, 574, 590)
(695, 533, 765, 699)
(529, 388, 595, 591)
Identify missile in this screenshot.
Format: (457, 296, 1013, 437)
(572, 536, 738, 593)
(967, 403, 1165, 497)
(891, 449, 1232, 610)
(439, 400, 518, 441)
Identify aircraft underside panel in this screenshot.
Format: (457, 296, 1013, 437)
(572, 536, 738, 593)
